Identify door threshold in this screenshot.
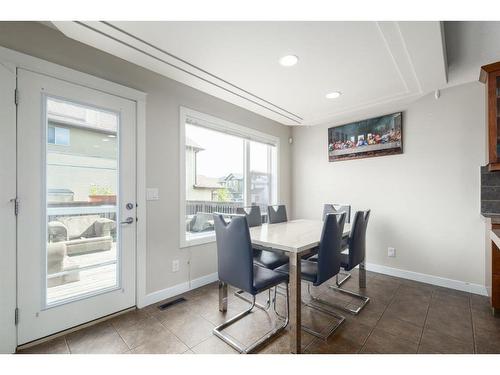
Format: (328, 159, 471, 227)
(16, 306, 136, 351)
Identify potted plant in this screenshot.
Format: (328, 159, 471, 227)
(88, 184, 116, 204)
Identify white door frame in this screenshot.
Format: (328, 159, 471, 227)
(0, 60, 17, 353)
(0, 46, 148, 349)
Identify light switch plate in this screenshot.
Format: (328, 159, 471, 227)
(172, 260, 180, 272)
(146, 188, 159, 201)
(388, 247, 396, 257)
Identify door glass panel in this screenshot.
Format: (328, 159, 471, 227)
(45, 97, 120, 306)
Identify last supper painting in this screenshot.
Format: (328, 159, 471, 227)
(328, 112, 403, 162)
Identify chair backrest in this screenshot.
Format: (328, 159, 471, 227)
(347, 210, 371, 268)
(315, 212, 346, 285)
(322, 204, 351, 223)
(267, 205, 287, 224)
(213, 214, 254, 293)
(236, 206, 262, 227)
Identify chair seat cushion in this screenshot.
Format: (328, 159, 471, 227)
(253, 265, 288, 294)
(274, 260, 318, 284)
(340, 237, 349, 250)
(309, 249, 350, 269)
(306, 254, 318, 262)
(301, 246, 318, 260)
(253, 249, 288, 269)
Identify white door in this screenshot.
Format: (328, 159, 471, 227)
(17, 69, 137, 344)
(0, 62, 17, 353)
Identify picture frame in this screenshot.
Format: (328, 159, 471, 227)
(328, 112, 403, 162)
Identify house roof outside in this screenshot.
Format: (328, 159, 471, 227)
(186, 136, 204, 152)
(194, 174, 223, 189)
(219, 173, 243, 183)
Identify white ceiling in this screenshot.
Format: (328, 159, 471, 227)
(53, 21, 448, 126)
(445, 21, 500, 87)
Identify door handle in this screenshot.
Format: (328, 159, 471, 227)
(121, 217, 134, 225)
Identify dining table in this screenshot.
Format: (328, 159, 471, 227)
(217, 219, 355, 354)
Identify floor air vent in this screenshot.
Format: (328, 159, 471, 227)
(157, 297, 187, 311)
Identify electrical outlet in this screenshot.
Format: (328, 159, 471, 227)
(172, 260, 180, 272)
(388, 247, 396, 257)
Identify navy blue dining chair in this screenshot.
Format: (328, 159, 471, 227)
(329, 210, 371, 314)
(213, 214, 289, 353)
(236, 206, 262, 227)
(275, 212, 347, 340)
(234, 206, 288, 308)
(267, 205, 287, 224)
(322, 204, 351, 224)
(235, 206, 288, 270)
(306, 203, 352, 285)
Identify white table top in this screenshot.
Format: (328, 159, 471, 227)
(249, 219, 351, 254)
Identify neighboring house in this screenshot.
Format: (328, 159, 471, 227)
(185, 137, 224, 201)
(219, 173, 243, 201)
(46, 99, 118, 204)
(250, 171, 271, 206)
(192, 174, 224, 201)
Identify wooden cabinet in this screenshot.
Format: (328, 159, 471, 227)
(490, 226, 500, 313)
(480, 62, 500, 171)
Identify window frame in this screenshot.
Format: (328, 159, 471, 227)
(48, 125, 71, 146)
(179, 106, 280, 248)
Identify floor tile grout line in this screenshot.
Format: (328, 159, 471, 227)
(162, 290, 228, 349)
(189, 334, 212, 353)
(154, 310, 199, 350)
(109, 318, 133, 352)
(358, 281, 402, 353)
(469, 294, 477, 354)
(415, 288, 433, 353)
(63, 336, 72, 354)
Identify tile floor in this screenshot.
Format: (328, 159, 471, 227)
(18, 269, 500, 354)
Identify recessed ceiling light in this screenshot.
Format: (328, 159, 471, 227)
(279, 55, 299, 67)
(326, 91, 342, 99)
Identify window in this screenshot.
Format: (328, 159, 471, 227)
(48, 125, 70, 146)
(180, 107, 279, 247)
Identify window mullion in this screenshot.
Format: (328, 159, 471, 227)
(244, 139, 250, 206)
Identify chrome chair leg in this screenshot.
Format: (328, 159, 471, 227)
(301, 283, 346, 340)
(234, 288, 272, 311)
(336, 271, 351, 287)
(329, 265, 370, 315)
(213, 283, 289, 354)
(271, 285, 289, 324)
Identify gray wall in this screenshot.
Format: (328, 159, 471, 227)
(0, 22, 292, 294)
(291, 82, 487, 287)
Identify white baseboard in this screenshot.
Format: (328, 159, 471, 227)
(140, 272, 219, 308)
(190, 272, 219, 289)
(365, 263, 488, 296)
(140, 263, 488, 309)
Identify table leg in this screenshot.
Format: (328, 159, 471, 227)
(359, 260, 366, 289)
(219, 281, 227, 312)
(288, 252, 301, 354)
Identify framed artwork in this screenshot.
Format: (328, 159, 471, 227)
(328, 112, 403, 162)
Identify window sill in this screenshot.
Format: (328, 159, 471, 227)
(180, 232, 216, 248)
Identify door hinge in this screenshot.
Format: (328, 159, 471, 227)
(14, 88, 19, 105)
(10, 198, 19, 216)
(15, 308, 19, 325)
